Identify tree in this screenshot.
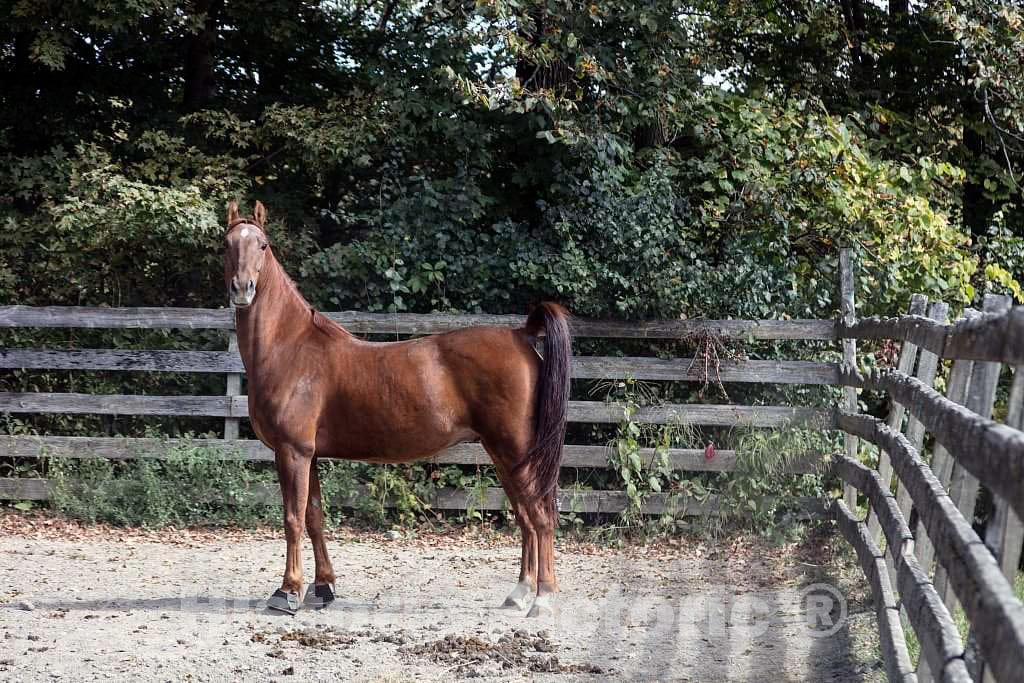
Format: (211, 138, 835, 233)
(0, 0, 1020, 313)
(184, 0, 224, 111)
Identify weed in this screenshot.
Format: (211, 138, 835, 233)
(720, 427, 834, 535)
(49, 437, 280, 527)
(682, 323, 748, 400)
(595, 375, 833, 538)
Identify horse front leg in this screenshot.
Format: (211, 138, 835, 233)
(267, 445, 313, 615)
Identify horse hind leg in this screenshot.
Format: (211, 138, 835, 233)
(503, 498, 538, 610)
(489, 444, 560, 617)
(484, 442, 538, 610)
(303, 456, 337, 608)
(523, 489, 559, 618)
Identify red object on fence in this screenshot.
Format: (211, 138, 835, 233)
(704, 442, 716, 461)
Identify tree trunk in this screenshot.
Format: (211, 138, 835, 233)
(884, 0, 911, 105)
(888, 0, 909, 18)
(7, 31, 37, 157)
(634, 115, 669, 151)
(839, 0, 870, 85)
(183, 0, 222, 111)
(962, 94, 990, 241)
(515, 7, 573, 92)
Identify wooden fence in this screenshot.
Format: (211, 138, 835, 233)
(830, 292, 1024, 683)
(1, 258, 1023, 681)
(0, 302, 840, 516)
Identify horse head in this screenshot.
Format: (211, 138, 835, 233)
(223, 200, 270, 308)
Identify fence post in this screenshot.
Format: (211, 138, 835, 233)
(988, 367, 1024, 582)
(224, 318, 241, 441)
(898, 300, 948, 683)
(893, 300, 947, 518)
(978, 366, 1024, 683)
(937, 295, 1011, 613)
(840, 247, 858, 510)
(867, 293, 928, 544)
(914, 355, 974, 573)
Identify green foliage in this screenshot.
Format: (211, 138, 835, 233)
(42, 439, 510, 528)
(2, 0, 1021, 315)
(679, 95, 979, 313)
(361, 463, 433, 526)
(600, 376, 832, 535)
(604, 378, 696, 523)
(49, 439, 279, 527)
(2, 0, 1024, 532)
(721, 429, 832, 533)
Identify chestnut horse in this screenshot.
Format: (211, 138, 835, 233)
(223, 201, 571, 617)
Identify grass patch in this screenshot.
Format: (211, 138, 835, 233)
(901, 569, 1023, 669)
(44, 438, 448, 528)
(49, 439, 280, 527)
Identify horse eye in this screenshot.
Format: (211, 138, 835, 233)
(260, 243, 268, 251)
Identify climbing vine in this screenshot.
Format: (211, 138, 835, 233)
(600, 376, 835, 536)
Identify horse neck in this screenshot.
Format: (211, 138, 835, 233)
(233, 251, 314, 367)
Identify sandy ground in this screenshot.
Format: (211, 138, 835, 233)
(0, 519, 881, 682)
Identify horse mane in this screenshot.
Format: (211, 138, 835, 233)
(266, 249, 352, 340)
(312, 309, 350, 339)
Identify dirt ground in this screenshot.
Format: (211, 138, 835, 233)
(0, 513, 883, 682)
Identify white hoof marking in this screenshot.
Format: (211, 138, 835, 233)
(527, 594, 557, 618)
(502, 581, 534, 610)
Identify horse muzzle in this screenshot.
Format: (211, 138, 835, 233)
(230, 279, 256, 307)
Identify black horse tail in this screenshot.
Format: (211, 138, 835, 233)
(521, 302, 572, 506)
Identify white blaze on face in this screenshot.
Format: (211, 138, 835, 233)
(240, 227, 250, 238)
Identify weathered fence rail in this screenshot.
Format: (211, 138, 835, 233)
(0, 349, 840, 384)
(0, 303, 839, 518)
(0, 305, 839, 339)
(0, 392, 831, 427)
(839, 369, 1024, 522)
(0, 474, 824, 519)
(832, 292, 1024, 683)
(841, 306, 1024, 365)
(831, 497, 918, 682)
(2, 436, 779, 471)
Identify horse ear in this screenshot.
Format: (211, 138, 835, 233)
(253, 200, 267, 227)
(227, 201, 240, 226)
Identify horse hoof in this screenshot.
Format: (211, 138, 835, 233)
(267, 589, 302, 615)
(526, 594, 557, 618)
(502, 595, 530, 610)
(501, 581, 534, 610)
(304, 583, 335, 609)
